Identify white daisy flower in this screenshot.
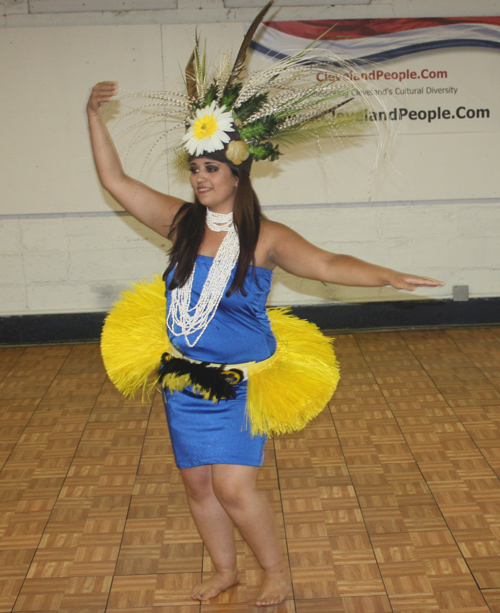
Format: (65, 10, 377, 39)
(183, 101, 235, 156)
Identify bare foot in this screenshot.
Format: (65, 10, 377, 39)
(255, 570, 291, 607)
(191, 569, 239, 601)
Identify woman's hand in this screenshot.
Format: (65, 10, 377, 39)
(87, 81, 118, 115)
(387, 272, 445, 292)
(86, 80, 184, 236)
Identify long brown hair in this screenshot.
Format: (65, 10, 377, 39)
(164, 170, 264, 296)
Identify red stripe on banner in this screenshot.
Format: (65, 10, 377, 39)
(266, 17, 500, 41)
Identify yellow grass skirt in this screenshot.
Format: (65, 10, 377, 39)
(101, 276, 340, 437)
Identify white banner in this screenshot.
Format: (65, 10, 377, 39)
(249, 17, 500, 135)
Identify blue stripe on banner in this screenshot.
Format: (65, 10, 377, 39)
(250, 38, 500, 65)
(361, 39, 500, 63)
(249, 41, 347, 68)
(249, 40, 288, 61)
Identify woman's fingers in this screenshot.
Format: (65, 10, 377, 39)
(393, 275, 445, 291)
(88, 81, 118, 113)
(408, 276, 445, 287)
(94, 81, 118, 94)
(94, 82, 118, 100)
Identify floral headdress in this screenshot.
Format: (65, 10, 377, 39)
(116, 0, 384, 175)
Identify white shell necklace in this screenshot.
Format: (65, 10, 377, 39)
(167, 209, 240, 347)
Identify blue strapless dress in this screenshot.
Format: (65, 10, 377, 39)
(163, 255, 276, 469)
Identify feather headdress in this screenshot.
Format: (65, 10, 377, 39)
(114, 0, 387, 173)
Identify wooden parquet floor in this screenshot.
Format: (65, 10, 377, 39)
(1, 327, 500, 613)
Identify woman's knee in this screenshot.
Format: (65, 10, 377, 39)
(212, 466, 258, 509)
(180, 466, 214, 501)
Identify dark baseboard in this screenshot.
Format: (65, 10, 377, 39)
(291, 297, 500, 334)
(1, 298, 500, 345)
(0, 312, 108, 346)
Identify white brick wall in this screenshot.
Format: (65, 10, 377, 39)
(0, 220, 21, 254)
(0, 254, 25, 285)
(1, 215, 170, 314)
(3, 0, 500, 26)
(21, 219, 69, 253)
(1, 0, 500, 316)
(4, 196, 497, 315)
(2, 286, 27, 313)
(459, 206, 500, 238)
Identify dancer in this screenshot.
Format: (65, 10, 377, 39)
(89, 5, 443, 606)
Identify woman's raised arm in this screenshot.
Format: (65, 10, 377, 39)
(87, 82, 184, 237)
(264, 221, 444, 291)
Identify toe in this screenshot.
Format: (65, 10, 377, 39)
(257, 593, 282, 606)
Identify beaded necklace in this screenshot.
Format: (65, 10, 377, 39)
(167, 209, 240, 347)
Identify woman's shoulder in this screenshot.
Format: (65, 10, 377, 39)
(260, 218, 297, 242)
(255, 219, 298, 268)
(258, 219, 281, 249)
(260, 218, 287, 232)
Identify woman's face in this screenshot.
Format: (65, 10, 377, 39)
(189, 158, 239, 213)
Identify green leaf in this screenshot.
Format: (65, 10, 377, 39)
(239, 115, 282, 140)
(220, 83, 242, 110)
(202, 82, 218, 107)
(234, 93, 268, 122)
(248, 142, 282, 161)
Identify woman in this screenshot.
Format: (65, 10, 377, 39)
(88, 80, 443, 607)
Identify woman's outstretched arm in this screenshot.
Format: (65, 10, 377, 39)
(87, 81, 184, 237)
(263, 221, 444, 291)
